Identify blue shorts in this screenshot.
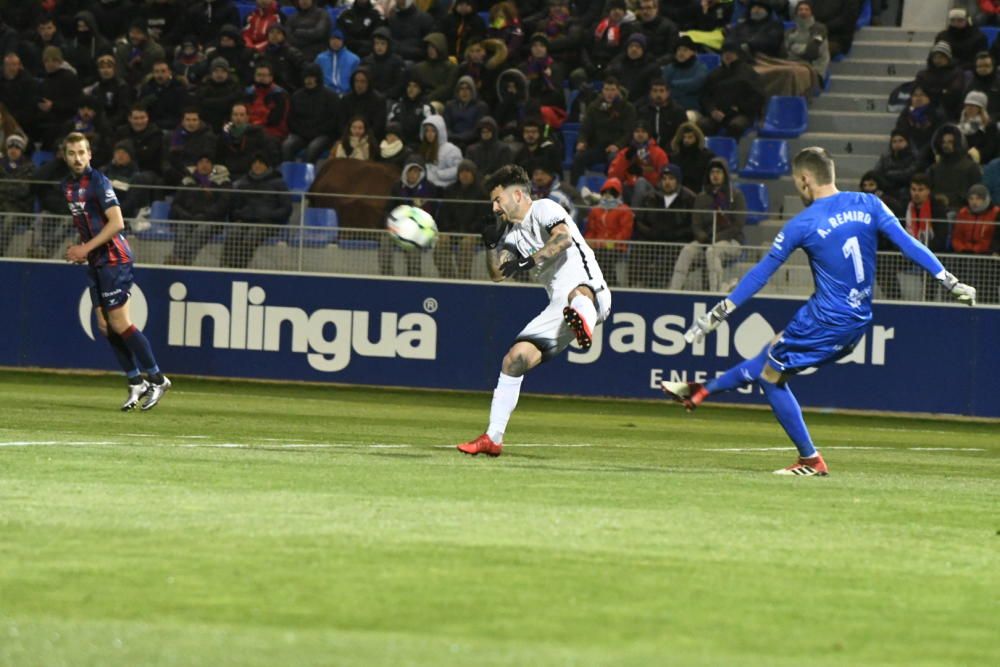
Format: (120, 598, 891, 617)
(87, 262, 134, 311)
(767, 307, 867, 374)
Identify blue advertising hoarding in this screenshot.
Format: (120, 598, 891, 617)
(2, 260, 997, 417)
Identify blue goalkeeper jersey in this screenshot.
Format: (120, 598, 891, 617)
(729, 191, 946, 328)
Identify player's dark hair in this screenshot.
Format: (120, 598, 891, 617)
(792, 147, 835, 185)
(910, 173, 931, 189)
(63, 132, 91, 150)
(484, 164, 530, 195)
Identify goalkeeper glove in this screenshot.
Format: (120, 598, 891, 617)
(938, 271, 977, 306)
(684, 298, 736, 344)
(500, 253, 536, 277)
(481, 214, 509, 249)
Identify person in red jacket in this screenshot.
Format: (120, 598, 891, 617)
(979, 1, 1000, 26)
(584, 177, 634, 286)
(243, 0, 281, 52)
(952, 183, 998, 302)
(606, 119, 669, 206)
(245, 61, 289, 140)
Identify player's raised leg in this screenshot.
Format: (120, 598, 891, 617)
(661, 343, 770, 410)
(104, 301, 171, 411)
(457, 341, 543, 456)
(562, 284, 598, 350)
(94, 305, 148, 411)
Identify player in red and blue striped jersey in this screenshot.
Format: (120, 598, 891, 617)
(62, 132, 171, 411)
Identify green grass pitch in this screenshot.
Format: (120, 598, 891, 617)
(0, 369, 997, 667)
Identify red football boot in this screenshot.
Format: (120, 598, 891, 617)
(457, 433, 503, 457)
(660, 380, 709, 411)
(774, 454, 829, 477)
(562, 306, 593, 350)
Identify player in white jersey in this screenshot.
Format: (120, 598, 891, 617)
(457, 165, 612, 457)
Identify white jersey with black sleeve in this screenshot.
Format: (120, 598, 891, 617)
(502, 197, 607, 301)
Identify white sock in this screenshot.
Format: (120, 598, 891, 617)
(570, 294, 598, 331)
(486, 372, 523, 443)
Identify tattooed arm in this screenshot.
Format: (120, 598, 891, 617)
(487, 246, 515, 281)
(533, 222, 572, 264)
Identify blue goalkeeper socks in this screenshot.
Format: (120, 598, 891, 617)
(706, 345, 770, 394)
(760, 380, 817, 458)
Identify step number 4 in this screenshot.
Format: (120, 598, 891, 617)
(842, 236, 864, 283)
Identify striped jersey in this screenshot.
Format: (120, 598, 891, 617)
(62, 166, 132, 266)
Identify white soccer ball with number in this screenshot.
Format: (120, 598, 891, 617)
(386, 204, 438, 250)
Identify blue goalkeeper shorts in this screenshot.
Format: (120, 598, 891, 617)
(767, 307, 867, 374)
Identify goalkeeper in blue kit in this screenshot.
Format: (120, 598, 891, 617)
(661, 148, 977, 476)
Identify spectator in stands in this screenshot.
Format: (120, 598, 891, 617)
(116, 21, 167, 88)
(607, 34, 659, 104)
(114, 104, 165, 175)
(261, 24, 305, 91)
(37, 47, 82, 150)
(206, 24, 254, 85)
(978, 1, 1000, 27)
(173, 42, 206, 87)
(336, 0, 382, 59)
(65, 10, 112, 87)
(466, 116, 514, 178)
(139, 60, 191, 131)
(224, 151, 291, 268)
(288, 0, 332, 61)
(243, 0, 281, 52)
(412, 33, 459, 104)
(341, 67, 387, 141)
(916, 41, 967, 119)
(584, 177, 634, 286)
(671, 157, 745, 291)
(527, 0, 584, 72)
(630, 163, 696, 288)
(859, 170, 906, 302)
(388, 0, 435, 62)
(580, 0, 627, 78)
(873, 129, 920, 204)
(455, 37, 508, 110)
(661, 36, 709, 116)
(487, 2, 525, 66)
(530, 162, 580, 220)
(245, 62, 289, 141)
(283, 63, 339, 162)
(966, 51, 1000, 115)
(316, 27, 361, 96)
(102, 139, 161, 219)
(983, 151, 1000, 203)
(167, 153, 231, 265)
(952, 183, 999, 302)
(443, 76, 490, 150)
(333, 115, 378, 160)
(859, 170, 905, 216)
(636, 78, 688, 153)
(905, 173, 948, 252)
(519, 34, 566, 109)
(364, 27, 406, 101)
(28, 144, 72, 259)
(217, 101, 279, 179)
(63, 95, 114, 168)
(142, 0, 185, 49)
(694, 0, 736, 32)
(625, 0, 679, 59)
(434, 158, 486, 279)
(0, 55, 40, 141)
(514, 116, 562, 176)
(928, 124, 983, 211)
(0, 134, 35, 256)
(607, 120, 669, 206)
(419, 115, 462, 188)
(668, 121, 714, 195)
(23, 16, 66, 78)
(195, 58, 245, 133)
(379, 122, 407, 169)
(165, 107, 218, 185)
(571, 76, 636, 183)
(0, 103, 27, 155)
(83, 54, 134, 129)
(784, 0, 831, 80)
(935, 7, 987, 71)
(698, 40, 765, 138)
(811, 0, 862, 58)
(181, 1, 242, 47)
(728, 1, 785, 58)
(440, 0, 487, 60)
(958, 90, 998, 164)
(388, 75, 434, 150)
(894, 84, 946, 161)
(494, 68, 531, 138)
(380, 154, 438, 277)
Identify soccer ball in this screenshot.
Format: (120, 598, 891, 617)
(386, 204, 438, 250)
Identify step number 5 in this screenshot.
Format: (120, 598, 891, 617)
(842, 236, 864, 283)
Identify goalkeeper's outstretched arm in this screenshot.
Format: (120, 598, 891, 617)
(880, 220, 977, 305)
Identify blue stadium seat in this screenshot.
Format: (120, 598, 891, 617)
(759, 96, 808, 138)
(576, 173, 606, 194)
(479, 11, 490, 24)
(279, 5, 297, 19)
(280, 161, 315, 201)
(736, 183, 769, 224)
(298, 207, 339, 246)
(739, 139, 790, 179)
(327, 5, 346, 24)
(697, 53, 721, 71)
(784, 21, 795, 31)
(32, 150, 54, 167)
(856, 0, 871, 29)
(136, 199, 175, 240)
(705, 136, 739, 171)
(984, 27, 1000, 48)
(561, 124, 579, 169)
(236, 2, 254, 26)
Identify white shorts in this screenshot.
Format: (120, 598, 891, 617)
(515, 284, 612, 362)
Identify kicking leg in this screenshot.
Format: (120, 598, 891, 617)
(661, 342, 771, 410)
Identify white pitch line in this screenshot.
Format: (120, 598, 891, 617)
(432, 443, 594, 449)
(871, 427, 994, 436)
(0, 441, 122, 447)
(702, 446, 986, 452)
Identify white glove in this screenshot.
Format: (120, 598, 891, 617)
(939, 271, 977, 306)
(685, 298, 736, 344)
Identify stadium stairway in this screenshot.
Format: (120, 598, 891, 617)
(737, 26, 938, 243)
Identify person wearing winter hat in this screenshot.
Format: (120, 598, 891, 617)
(873, 128, 920, 203)
(583, 176, 634, 286)
(282, 62, 339, 162)
(378, 121, 407, 169)
(315, 25, 360, 95)
(286, 0, 333, 61)
(0, 133, 35, 255)
(362, 26, 406, 100)
(662, 35, 710, 113)
(915, 40, 966, 117)
(242, 0, 281, 52)
(623, 0, 681, 60)
(606, 31, 658, 103)
(952, 182, 1000, 301)
(958, 89, 998, 163)
(935, 7, 988, 70)
(629, 160, 697, 288)
(466, 116, 515, 179)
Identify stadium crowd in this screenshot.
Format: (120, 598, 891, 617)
(0, 0, 996, 298)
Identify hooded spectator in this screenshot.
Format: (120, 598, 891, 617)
(728, 0, 785, 58)
(388, 75, 435, 149)
(662, 35, 709, 112)
(915, 41, 967, 118)
(466, 116, 515, 177)
(894, 84, 946, 160)
(195, 57, 245, 133)
(443, 75, 490, 150)
(455, 37, 509, 110)
(283, 63, 339, 162)
(340, 67, 387, 139)
(116, 21, 167, 88)
(288, 0, 333, 61)
(419, 114, 463, 188)
(928, 124, 983, 211)
(243, 0, 281, 52)
(65, 11, 111, 86)
(379, 121, 408, 169)
(380, 153, 439, 277)
(486, 2, 525, 65)
(315, 26, 361, 95)
(440, 0, 487, 60)
(180, 0, 243, 46)
(519, 33, 566, 108)
(364, 27, 406, 100)
(607, 33, 659, 103)
(935, 7, 987, 70)
(388, 0, 435, 62)
(584, 177, 634, 285)
(434, 158, 488, 279)
(224, 150, 291, 268)
(530, 162, 580, 221)
(873, 129, 920, 204)
(668, 121, 714, 194)
(337, 0, 383, 58)
(412, 33, 459, 103)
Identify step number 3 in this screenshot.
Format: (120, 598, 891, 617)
(842, 236, 864, 283)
